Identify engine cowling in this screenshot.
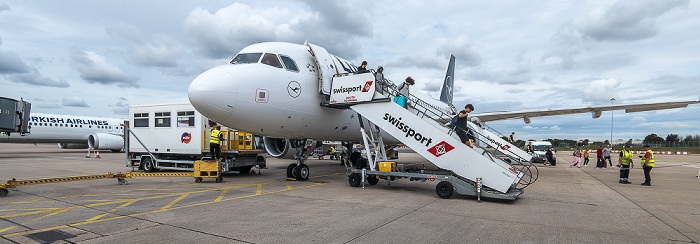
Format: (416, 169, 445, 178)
(263, 137, 296, 159)
(88, 133, 124, 151)
(58, 143, 88, 149)
(263, 137, 321, 159)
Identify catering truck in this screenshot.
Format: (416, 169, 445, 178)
(127, 103, 266, 173)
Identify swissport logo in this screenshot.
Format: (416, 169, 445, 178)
(181, 132, 191, 144)
(362, 81, 373, 92)
(427, 141, 454, 157)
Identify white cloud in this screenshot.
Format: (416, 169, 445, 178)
(106, 23, 184, 68)
(0, 2, 9, 12)
(62, 97, 89, 107)
(550, 126, 561, 131)
(71, 49, 139, 87)
(581, 78, 622, 104)
(7, 71, 69, 87)
(436, 35, 482, 67)
(579, 0, 690, 41)
(0, 50, 29, 73)
(631, 116, 647, 122)
(111, 101, 129, 115)
(183, 2, 370, 59)
(130, 37, 183, 67)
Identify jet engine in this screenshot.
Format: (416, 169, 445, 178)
(88, 133, 124, 151)
(58, 143, 88, 149)
(263, 137, 321, 159)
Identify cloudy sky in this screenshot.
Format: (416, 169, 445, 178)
(1, 0, 698, 142)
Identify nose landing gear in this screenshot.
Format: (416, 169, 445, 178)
(286, 139, 310, 181)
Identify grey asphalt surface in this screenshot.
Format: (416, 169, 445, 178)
(1, 143, 699, 243)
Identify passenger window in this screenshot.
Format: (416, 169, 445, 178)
(230, 53, 262, 64)
(177, 111, 195, 127)
(261, 53, 283, 68)
(133, 113, 149, 128)
(280, 55, 299, 72)
(155, 112, 171, 127)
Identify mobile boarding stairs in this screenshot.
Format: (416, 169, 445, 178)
(323, 72, 538, 200)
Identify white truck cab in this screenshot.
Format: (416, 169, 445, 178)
(525, 140, 554, 163)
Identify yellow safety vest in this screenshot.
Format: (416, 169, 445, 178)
(643, 149, 655, 167)
(620, 149, 633, 165)
(210, 129, 221, 144)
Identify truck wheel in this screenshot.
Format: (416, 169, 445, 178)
(367, 175, 379, 185)
(215, 177, 222, 183)
(435, 181, 454, 199)
(294, 164, 309, 181)
(195, 177, 203, 183)
(142, 157, 159, 172)
(348, 173, 361, 187)
(287, 164, 297, 178)
(0, 188, 8, 197)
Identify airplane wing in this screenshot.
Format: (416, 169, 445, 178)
(471, 99, 700, 123)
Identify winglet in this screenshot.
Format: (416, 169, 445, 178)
(439, 54, 455, 105)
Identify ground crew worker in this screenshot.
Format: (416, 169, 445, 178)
(210, 125, 222, 161)
(330, 146, 337, 160)
(617, 144, 634, 184)
(640, 145, 655, 186)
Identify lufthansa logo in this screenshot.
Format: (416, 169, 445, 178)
(287, 81, 301, 98)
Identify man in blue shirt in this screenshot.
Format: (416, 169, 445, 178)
(603, 145, 612, 168)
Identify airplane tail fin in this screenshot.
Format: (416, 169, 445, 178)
(439, 54, 455, 105)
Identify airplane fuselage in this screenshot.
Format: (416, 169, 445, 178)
(189, 42, 451, 143)
(0, 113, 124, 145)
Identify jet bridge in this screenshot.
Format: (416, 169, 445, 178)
(326, 74, 537, 199)
(0, 97, 31, 136)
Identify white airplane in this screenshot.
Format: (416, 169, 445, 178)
(188, 41, 700, 181)
(0, 113, 125, 152)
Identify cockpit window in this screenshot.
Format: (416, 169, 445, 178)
(261, 53, 283, 68)
(230, 53, 262, 64)
(279, 55, 299, 72)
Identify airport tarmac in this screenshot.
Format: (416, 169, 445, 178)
(1, 144, 699, 243)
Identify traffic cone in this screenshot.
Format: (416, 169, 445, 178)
(95, 151, 101, 159)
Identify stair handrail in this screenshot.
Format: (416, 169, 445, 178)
(382, 78, 537, 188)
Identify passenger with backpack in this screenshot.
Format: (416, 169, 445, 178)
(453, 104, 475, 148)
(570, 147, 582, 168)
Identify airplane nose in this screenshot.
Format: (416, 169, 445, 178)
(188, 65, 238, 123)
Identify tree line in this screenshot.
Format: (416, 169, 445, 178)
(503, 134, 700, 148)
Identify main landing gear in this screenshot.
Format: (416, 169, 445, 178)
(287, 139, 310, 181)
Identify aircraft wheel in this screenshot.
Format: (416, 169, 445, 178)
(435, 181, 454, 199)
(195, 177, 203, 183)
(295, 164, 309, 181)
(142, 157, 159, 172)
(348, 173, 361, 187)
(0, 188, 8, 197)
(367, 175, 379, 185)
(287, 164, 297, 178)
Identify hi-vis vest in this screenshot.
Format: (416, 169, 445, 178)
(643, 149, 655, 167)
(620, 149, 633, 165)
(210, 129, 221, 144)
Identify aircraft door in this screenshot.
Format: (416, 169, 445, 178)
(307, 43, 338, 95)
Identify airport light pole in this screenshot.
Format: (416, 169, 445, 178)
(610, 98, 615, 146)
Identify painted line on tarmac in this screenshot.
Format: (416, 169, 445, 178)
(0, 173, 342, 239)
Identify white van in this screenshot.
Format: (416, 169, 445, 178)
(525, 140, 554, 163)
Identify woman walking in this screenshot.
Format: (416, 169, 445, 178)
(570, 147, 582, 168)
